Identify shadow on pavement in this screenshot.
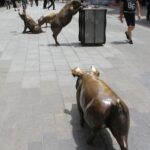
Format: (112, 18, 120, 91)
(136, 18, 150, 28)
(111, 40, 129, 45)
(64, 104, 116, 150)
(10, 31, 22, 35)
(11, 31, 46, 35)
(47, 42, 83, 47)
(47, 42, 104, 47)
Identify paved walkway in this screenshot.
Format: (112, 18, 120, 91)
(0, 2, 150, 150)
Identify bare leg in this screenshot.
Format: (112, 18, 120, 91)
(126, 25, 135, 44)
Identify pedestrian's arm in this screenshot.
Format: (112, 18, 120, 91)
(119, 1, 124, 23)
(136, 0, 141, 19)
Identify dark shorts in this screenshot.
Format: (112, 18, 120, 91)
(124, 12, 135, 26)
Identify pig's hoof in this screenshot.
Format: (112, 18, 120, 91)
(87, 139, 94, 146)
(80, 120, 84, 128)
(56, 42, 60, 46)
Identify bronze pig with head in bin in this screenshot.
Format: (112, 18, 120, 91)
(72, 66, 130, 150)
(38, 0, 82, 45)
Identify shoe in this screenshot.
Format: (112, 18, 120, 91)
(125, 32, 129, 40)
(129, 40, 133, 44)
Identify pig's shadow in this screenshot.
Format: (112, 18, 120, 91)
(64, 104, 116, 150)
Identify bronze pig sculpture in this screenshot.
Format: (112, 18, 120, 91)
(38, 12, 56, 27)
(19, 12, 42, 34)
(72, 66, 130, 150)
(38, 0, 82, 45)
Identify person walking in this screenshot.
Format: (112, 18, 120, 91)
(5, 0, 11, 9)
(43, 0, 47, 9)
(12, 0, 17, 11)
(119, 0, 141, 44)
(21, 0, 27, 13)
(29, 0, 33, 6)
(47, 0, 55, 10)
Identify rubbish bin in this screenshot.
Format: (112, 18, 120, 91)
(79, 7, 107, 45)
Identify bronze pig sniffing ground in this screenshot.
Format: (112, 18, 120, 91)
(72, 66, 130, 150)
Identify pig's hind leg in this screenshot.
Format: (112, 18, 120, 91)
(77, 101, 84, 127)
(51, 26, 62, 45)
(87, 126, 100, 145)
(108, 112, 129, 150)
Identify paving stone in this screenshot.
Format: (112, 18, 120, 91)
(40, 71, 57, 82)
(22, 72, 40, 88)
(43, 133, 59, 150)
(28, 142, 43, 150)
(58, 139, 76, 150)
(40, 62, 55, 71)
(55, 113, 72, 138)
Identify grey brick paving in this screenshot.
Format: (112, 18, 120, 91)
(0, 2, 150, 150)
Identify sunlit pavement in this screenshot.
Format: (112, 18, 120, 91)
(0, 2, 150, 150)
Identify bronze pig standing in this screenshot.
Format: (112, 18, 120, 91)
(19, 12, 42, 34)
(72, 66, 130, 150)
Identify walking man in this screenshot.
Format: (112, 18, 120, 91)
(12, 0, 17, 11)
(119, 0, 141, 44)
(22, 0, 27, 13)
(35, 0, 38, 6)
(5, 0, 11, 9)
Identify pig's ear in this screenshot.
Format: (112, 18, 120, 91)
(91, 66, 100, 76)
(71, 67, 83, 77)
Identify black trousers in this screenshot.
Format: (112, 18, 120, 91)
(35, 0, 38, 6)
(47, 0, 55, 10)
(12, 0, 17, 8)
(6, 1, 11, 9)
(43, 0, 47, 8)
(147, 2, 150, 19)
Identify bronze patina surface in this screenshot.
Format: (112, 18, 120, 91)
(38, 12, 56, 27)
(72, 66, 130, 150)
(38, 0, 82, 45)
(19, 12, 42, 34)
